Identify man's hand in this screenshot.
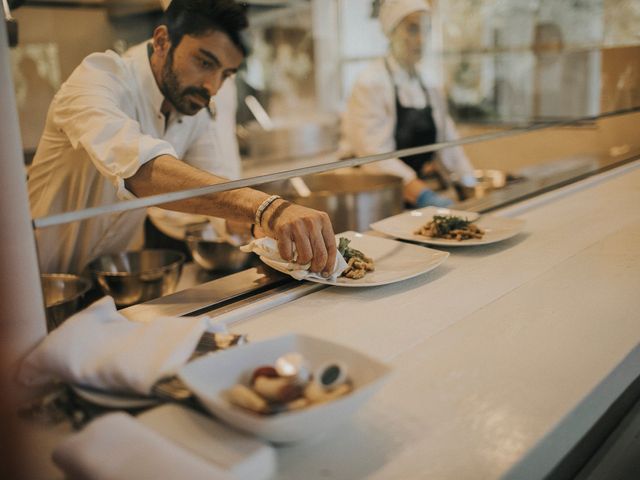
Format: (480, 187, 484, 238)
(261, 200, 337, 276)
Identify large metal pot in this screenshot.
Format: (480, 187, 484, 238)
(239, 114, 340, 163)
(259, 171, 404, 233)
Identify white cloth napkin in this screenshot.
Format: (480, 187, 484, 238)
(53, 412, 235, 480)
(240, 237, 348, 281)
(19, 296, 212, 395)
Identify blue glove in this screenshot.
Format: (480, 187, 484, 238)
(415, 188, 454, 208)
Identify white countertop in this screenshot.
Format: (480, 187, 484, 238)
(22, 161, 640, 479)
(216, 161, 640, 479)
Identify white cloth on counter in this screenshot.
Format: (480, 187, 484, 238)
(18, 296, 212, 395)
(240, 237, 348, 281)
(53, 412, 235, 480)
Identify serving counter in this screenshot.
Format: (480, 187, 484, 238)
(22, 160, 640, 479)
(192, 159, 640, 479)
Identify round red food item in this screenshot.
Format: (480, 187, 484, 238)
(250, 365, 279, 385)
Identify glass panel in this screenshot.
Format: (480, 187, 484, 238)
(4, 0, 639, 282)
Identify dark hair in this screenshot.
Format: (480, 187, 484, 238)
(163, 0, 249, 56)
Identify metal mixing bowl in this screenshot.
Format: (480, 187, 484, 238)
(41, 273, 92, 331)
(87, 249, 185, 307)
(185, 224, 255, 272)
(259, 171, 404, 233)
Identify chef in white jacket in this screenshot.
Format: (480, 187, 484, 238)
(145, 0, 247, 247)
(28, 0, 337, 276)
(342, 0, 476, 208)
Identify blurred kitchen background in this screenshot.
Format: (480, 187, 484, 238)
(7, 0, 640, 175)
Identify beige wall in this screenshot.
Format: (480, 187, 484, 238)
(460, 111, 640, 173)
(12, 7, 115, 151)
(460, 45, 640, 173)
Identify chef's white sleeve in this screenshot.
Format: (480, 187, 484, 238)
(51, 54, 177, 200)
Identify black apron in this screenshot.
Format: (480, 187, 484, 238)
(385, 60, 438, 177)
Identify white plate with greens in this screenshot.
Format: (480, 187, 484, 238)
(370, 207, 525, 247)
(259, 231, 448, 287)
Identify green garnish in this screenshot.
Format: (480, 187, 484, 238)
(430, 215, 471, 236)
(338, 237, 367, 261)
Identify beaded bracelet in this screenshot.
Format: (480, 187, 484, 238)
(266, 200, 292, 231)
(254, 194, 281, 228)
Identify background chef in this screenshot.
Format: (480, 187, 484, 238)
(28, 0, 337, 277)
(341, 0, 477, 208)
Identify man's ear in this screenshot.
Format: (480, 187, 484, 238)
(152, 25, 172, 57)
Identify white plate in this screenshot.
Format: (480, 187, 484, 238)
(178, 334, 392, 444)
(71, 385, 159, 409)
(259, 231, 449, 287)
(370, 207, 525, 247)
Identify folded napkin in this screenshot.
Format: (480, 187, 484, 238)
(53, 412, 235, 480)
(19, 296, 212, 395)
(240, 237, 348, 281)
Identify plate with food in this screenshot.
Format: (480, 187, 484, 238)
(178, 333, 392, 443)
(257, 231, 449, 287)
(370, 207, 525, 247)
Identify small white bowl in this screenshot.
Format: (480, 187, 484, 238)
(178, 334, 392, 444)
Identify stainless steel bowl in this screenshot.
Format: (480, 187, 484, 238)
(185, 225, 255, 272)
(88, 249, 185, 307)
(260, 171, 404, 233)
(41, 273, 92, 331)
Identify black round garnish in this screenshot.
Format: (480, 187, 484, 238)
(320, 365, 341, 386)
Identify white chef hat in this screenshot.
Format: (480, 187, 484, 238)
(379, 0, 431, 37)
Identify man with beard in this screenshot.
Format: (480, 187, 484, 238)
(28, 0, 337, 277)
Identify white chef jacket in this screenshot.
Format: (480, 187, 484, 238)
(341, 55, 475, 185)
(28, 41, 238, 274)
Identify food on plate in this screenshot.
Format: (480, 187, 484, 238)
(225, 353, 352, 415)
(415, 215, 485, 241)
(338, 237, 375, 279)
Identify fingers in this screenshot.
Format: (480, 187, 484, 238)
(305, 219, 328, 273)
(270, 206, 335, 274)
(292, 221, 313, 266)
(276, 225, 294, 262)
(319, 214, 337, 276)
